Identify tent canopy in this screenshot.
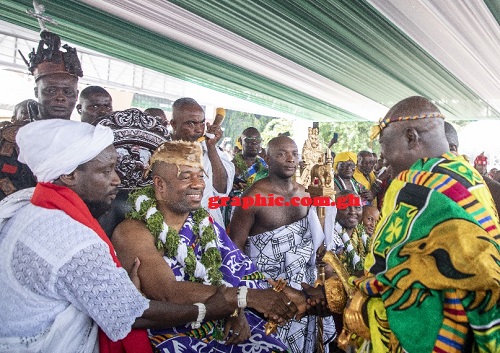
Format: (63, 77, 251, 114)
(2, 0, 499, 122)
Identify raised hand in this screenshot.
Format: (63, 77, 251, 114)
(205, 122, 223, 146)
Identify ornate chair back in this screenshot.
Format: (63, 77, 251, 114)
(93, 108, 169, 237)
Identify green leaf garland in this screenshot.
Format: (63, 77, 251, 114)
(127, 186, 222, 286)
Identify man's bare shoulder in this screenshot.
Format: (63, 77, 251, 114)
(112, 218, 151, 243)
(242, 177, 271, 196)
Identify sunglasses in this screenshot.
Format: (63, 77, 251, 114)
(244, 137, 262, 143)
(338, 162, 356, 169)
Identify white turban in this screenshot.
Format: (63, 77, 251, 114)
(16, 119, 114, 183)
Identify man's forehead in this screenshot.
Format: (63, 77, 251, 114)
(273, 145, 297, 153)
(37, 73, 77, 85)
(177, 164, 204, 172)
(84, 93, 111, 101)
(243, 130, 261, 138)
(176, 105, 204, 118)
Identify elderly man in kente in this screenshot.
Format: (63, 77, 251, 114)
(342, 96, 500, 353)
(229, 136, 339, 353)
(0, 119, 246, 353)
(111, 140, 307, 353)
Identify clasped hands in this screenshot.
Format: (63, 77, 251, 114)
(253, 278, 334, 335)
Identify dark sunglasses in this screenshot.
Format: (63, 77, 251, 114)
(244, 137, 262, 143)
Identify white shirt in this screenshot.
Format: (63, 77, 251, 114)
(201, 141, 235, 225)
(0, 197, 149, 351)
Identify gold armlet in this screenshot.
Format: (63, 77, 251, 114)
(324, 276, 347, 314)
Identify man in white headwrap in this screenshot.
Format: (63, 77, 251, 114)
(0, 119, 236, 353)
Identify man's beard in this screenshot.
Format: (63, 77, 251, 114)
(83, 199, 111, 218)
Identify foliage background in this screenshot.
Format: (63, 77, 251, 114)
(221, 110, 293, 147)
(319, 121, 380, 155)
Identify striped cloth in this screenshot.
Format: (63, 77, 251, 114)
(355, 152, 500, 353)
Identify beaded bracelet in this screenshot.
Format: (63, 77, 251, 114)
(237, 286, 248, 308)
(192, 302, 206, 329)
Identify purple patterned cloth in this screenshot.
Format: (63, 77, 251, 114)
(148, 213, 288, 352)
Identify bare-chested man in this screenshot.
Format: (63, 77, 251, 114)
(229, 135, 336, 353)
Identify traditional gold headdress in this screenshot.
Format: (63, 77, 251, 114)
(370, 113, 445, 140)
(147, 140, 203, 176)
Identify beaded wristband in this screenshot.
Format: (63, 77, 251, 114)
(237, 286, 248, 308)
(192, 303, 206, 329)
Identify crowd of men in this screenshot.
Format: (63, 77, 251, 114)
(0, 30, 499, 353)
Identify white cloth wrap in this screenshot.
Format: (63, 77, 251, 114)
(16, 119, 114, 182)
(135, 195, 149, 212)
(145, 207, 157, 220)
(176, 243, 188, 266)
(159, 222, 168, 244)
(0, 305, 98, 353)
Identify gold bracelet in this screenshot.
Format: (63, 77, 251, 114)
(324, 276, 348, 314)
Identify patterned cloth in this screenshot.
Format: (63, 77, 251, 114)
(246, 214, 336, 353)
(224, 155, 268, 227)
(234, 154, 269, 187)
(355, 152, 500, 353)
(0, 123, 36, 201)
(148, 213, 287, 353)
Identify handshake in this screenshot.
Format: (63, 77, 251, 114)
(203, 273, 349, 336)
